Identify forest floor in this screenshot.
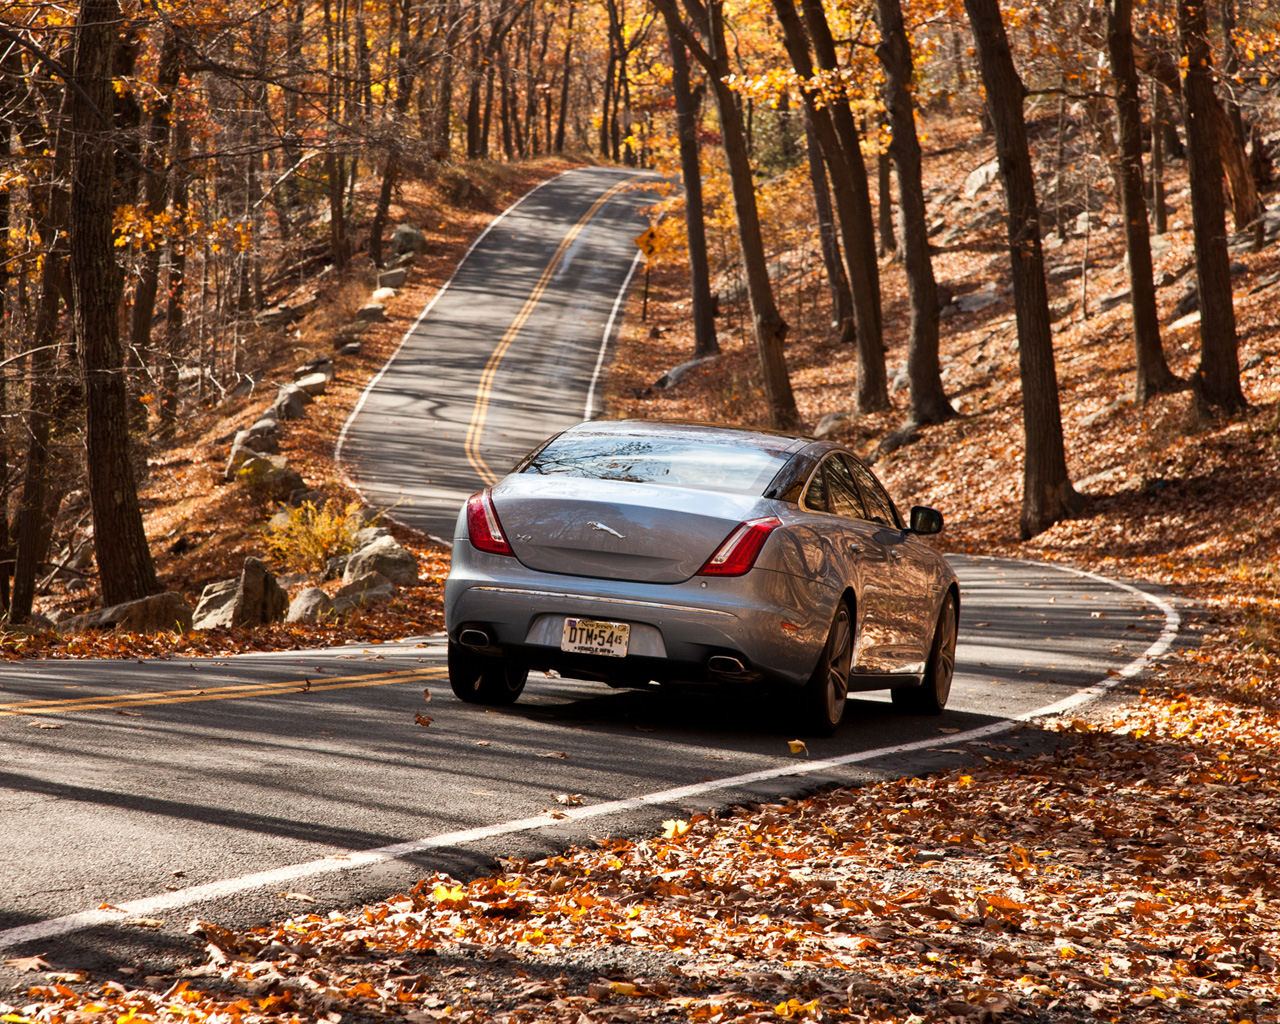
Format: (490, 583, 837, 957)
(5, 113, 1280, 1023)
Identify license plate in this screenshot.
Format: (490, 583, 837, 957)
(560, 617, 630, 657)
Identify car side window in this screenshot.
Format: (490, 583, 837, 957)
(802, 461, 830, 513)
(842, 455, 900, 528)
(825, 457, 869, 520)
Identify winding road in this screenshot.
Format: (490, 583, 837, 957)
(0, 167, 1182, 984)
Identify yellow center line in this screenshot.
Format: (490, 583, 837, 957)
(0, 667, 447, 718)
(464, 180, 632, 485)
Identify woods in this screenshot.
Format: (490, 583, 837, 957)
(0, 0, 1277, 619)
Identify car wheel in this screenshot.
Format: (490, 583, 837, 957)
(892, 593, 956, 715)
(448, 640, 528, 705)
(802, 601, 853, 736)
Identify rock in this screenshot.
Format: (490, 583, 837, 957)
(225, 442, 257, 481)
(955, 283, 1000, 312)
(390, 251, 416, 269)
(57, 591, 194, 634)
(331, 571, 396, 613)
(322, 554, 349, 581)
(392, 222, 427, 255)
(339, 341, 363, 356)
(255, 306, 298, 329)
(192, 557, 289, 630)
(233, 427, 279, 456)
(1047, 263, 1081, 284)
(294, 372, 329, 397)
(343, 534, 419, 586)
(1243, 352, 1265, 371)
(814, 410, 857, 439)
(333, 320, 373, 344)
(654, 356, 717, 391)
(356, 302, 386, 322)
(888, 365, 910, 393)
(293, 355, 334, 381)
(235, 454, 307, 501)
(870, 424, 920, 463)
(353, 525, 391, 549)
(245, 415, 282, 441)
(371, 286, 398, 303)
(271, 384, 312, 421)
(1097, 289, 1131, 313)
(963, 159, 1000, 199)
(378, 266, 409, 289)
(1168, 310, 1202, 332)
(1170, 281, 1199, 320)
(286, 587, 334, 624)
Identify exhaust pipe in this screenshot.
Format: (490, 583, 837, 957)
(708, 654, 747, 675)
(459, 628, 491, 648)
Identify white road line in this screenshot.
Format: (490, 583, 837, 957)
(584, 249, 647, 421)
(0, 561, 1181, 949)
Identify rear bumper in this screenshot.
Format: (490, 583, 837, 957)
(444, 549, 832, 687)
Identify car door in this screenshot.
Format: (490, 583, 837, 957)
(809, 455, 902, 676)
(842, 454, 933, 671)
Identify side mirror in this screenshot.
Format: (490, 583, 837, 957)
(910, 505, 944, 535)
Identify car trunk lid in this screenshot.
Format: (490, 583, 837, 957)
(491, 476, 763, 583)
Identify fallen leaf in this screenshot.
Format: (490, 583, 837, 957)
(422, 688, 432, 702)
(280, 892, 316, 903)
(538, 751, 569, 759)
(555, 793, 584, 805)
(788, 739, 808, 755)
(414, 713, 433, 727)
(4, 955, 51, 973)
(127, 918, 164, 929)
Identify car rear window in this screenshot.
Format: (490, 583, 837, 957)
(521, 429, 793, 494)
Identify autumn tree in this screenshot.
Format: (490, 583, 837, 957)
(1105, 0, 1181, 404)
(963, 0, 1083, 539)
(70, 0, 161, 605)
(1178, 0, 1246, 414)
(874, 0, 955, 426)
(652, 0, 800, 431)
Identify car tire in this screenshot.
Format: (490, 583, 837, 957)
(448, 640, 528, 705)
(801, 601, 853, 736)
(892, 593, 956, 715)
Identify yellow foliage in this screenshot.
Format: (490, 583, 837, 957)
(264, 499, 369, 572)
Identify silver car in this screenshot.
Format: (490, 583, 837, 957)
(444, 420, 958, 734)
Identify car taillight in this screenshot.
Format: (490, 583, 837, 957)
(466, 490, 513, 555)
(698, 516, 781, 577)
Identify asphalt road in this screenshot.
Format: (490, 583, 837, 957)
(337, 165, 664, 541)
(0, 168, 1183, 984)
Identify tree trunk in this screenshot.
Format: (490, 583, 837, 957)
(875, 0, 955, 426)
(555, 2, 574, 152)
(663, 16, 717, 358)
(805, 115, 855, 344)
(798, 0, 887, 411)
(1106, 0, 1181, 403)
(159, 123, 189, 444)
(657, 0, 799, 430)
(1150, 78, 1168, 234)
(963, 0, 1082, 539)
(1178, 0, 1245, 413)
(70, 0, 161, 605)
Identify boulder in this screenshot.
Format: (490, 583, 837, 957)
(294, 372, 329, 397)
(332, 571, 396, 613)
(244, 415, 282, 441)
(392, 222, 427, 255)
(286, 587, 334, 624)
(294, 355, 334, 382)
(352, 525, 390, 549)
(378, 266, 409, 290)
(57, 591, 194, 635)
(233, 427, 279, 456)
(271, 384, 312, 421)
(339, 341, 362, 356)
(235, 454, 306, 502)
(814, 410, 857, 440)
(225, 442, 257, 481)
(343, 534, 419, 586)
(255, 306, 297, 329)
(963, 159, 999, 199)
(372, 286, 398, 303)
(193, 557, 289, 630)
(356, 302, 387, 322)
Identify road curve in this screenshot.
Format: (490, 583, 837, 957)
(337, 166, 663, 541)
(0, 170, 1184, 983)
